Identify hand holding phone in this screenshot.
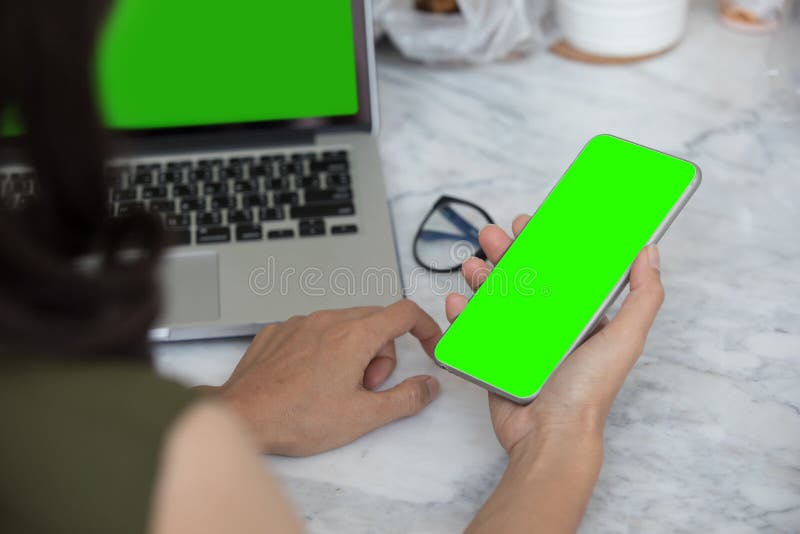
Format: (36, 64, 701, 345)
(435, 135, 700, 403)
(444, 222, 665, 454)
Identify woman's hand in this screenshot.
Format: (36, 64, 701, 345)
(213, 300, 442, 456)
(446, 215, 665, 455)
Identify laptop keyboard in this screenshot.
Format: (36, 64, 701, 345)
(1, 149, 358, 247)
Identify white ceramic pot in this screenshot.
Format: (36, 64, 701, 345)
(556, 0, 689, 58)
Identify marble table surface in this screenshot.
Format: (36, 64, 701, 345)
(154, 2, 800, 532)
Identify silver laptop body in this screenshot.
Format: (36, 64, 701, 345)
(0, 0, 402, 341)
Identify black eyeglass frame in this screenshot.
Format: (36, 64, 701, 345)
(413, 195, 494, 273)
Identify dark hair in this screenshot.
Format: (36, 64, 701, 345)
(0, 0, 163, 359)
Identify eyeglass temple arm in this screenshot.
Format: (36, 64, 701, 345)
(438, 205, 481, 241)
(417, 229, 480, 246)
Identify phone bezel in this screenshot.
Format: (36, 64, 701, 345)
(433, 134, 703, 404)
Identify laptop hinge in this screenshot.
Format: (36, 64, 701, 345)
(109, 128, 317, 159)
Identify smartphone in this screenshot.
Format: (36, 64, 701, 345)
(433, 134, 701, 404)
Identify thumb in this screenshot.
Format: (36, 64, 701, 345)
(374, 375, 440, 424)
(604, 244, 665, 357)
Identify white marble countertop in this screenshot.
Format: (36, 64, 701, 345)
(154, 2, 800, 532)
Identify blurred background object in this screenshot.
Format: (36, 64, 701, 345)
(719, 0, 790, 32)
(373, 0, 553, 63)
(554, 0, 688, 60)
(764, 0, 800, 117)
(415, 0, 459, 13)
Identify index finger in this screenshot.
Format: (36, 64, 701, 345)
(356, 300, 442, 359)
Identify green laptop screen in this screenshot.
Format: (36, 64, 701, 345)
(96, 0, 359, 130)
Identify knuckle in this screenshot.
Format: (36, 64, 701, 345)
(256, 323, 277, 337)
(308, 309, 332, 323)
(252, 323, 278, 345)
(396, 298, 418, 314)
(286, 314, 306, 325)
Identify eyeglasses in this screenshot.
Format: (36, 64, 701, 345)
(413, 195, 494, 273)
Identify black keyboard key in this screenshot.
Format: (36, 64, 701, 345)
(273, 191, 299, 205)
(117, 201, 145, 216)
(312, 159, 349, 173)
(298, 175, 321, 189)
(166, 160, 190, 170)
(106, 166, 130, 186)
(223, 166, 242, 179)
(323, 150, 348, 160)
(179, 198, 203, 212)
(290, 202, 354, 219)
(327, 173, 351, 187)
(299, 218, 326, 237)
(267, 229, 294, 240)
(305, 188, 352, 204)
(133, 172, 152, 185)
(233, 180, 256, 193)
(190, 168, 213, 182)
(197, 211, 222, 226)
(173, 184, 197, 197)
(331, 224, 358, 235)
(284, 161, 304, 175)
(149, 200, 175, 213)
(258, 206, 284, 221)
(197, 158, 223, 169)
(196, 226, 230, 244)
(112, 189, 137, 202)
(228, 209, 253, 223)
(166, 229, 191, 246)
(326, 162, 349, 174)
(266, 177, 289, 190)
(249, 164, 270, 178)
(203, 182, 227, 195)
(242, 193, 268, 208)
(209, 196, 235, 210)
(142, 186, 168, 199)
(159, 170, 183, 184)
(236, 223, 263, 241)
(165, 213, 191, 228)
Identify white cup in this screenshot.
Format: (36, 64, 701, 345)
(556, 0, 689, 58)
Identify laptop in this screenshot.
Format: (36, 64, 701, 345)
(0, 0, 402, 341)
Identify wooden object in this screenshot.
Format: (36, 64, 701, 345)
(550, 39, 675, 65)
(415, 0, 459, 13)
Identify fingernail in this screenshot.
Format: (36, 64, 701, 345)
(647, 244, 660, 271)
(425, 377, 440, 399)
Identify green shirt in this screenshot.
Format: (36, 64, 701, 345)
(0, 362, 195, 533)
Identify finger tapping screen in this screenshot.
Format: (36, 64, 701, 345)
(434, 135, 699, 401)
(97, 0, 359, 130)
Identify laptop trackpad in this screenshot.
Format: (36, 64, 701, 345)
(158, 250, 220, 325)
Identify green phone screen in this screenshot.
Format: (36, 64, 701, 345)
(434, 135, 700, 401)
